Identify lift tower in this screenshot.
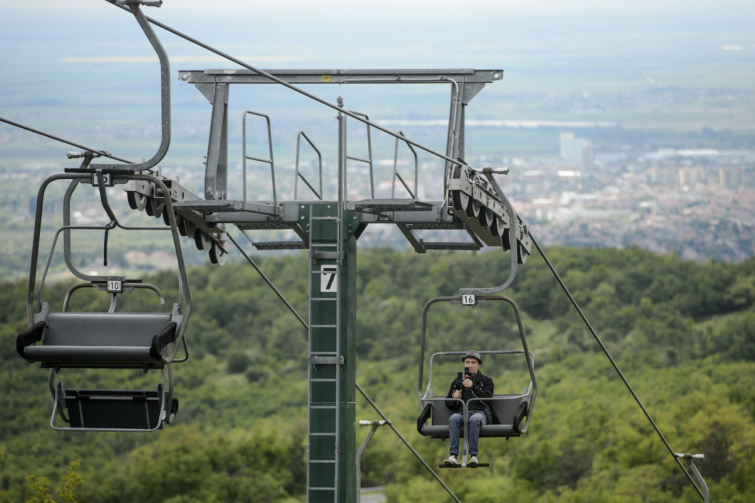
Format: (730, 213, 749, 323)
(161, 68, 531, 502)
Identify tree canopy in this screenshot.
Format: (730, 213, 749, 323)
(2, 246, 754, 502)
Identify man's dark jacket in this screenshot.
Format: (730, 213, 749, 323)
(445, 370, 499, 425)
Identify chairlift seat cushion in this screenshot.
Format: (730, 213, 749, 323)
(419, 395, 527, 438)
(18, 312, 175, 368)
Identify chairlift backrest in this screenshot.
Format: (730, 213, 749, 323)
(18, 312, 176, 369)
(419, 393, 530, 439)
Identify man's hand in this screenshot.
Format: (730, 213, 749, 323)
(452, 389, 462, 399)
(462, 379, 473, 388)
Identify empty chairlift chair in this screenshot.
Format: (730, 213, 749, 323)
(416, 296, 537, 466)
(16, 170, 192, 432)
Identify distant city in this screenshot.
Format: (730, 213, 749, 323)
(507, 133, 755, 262)
(353, 131, 755, 263)
(2, 118, 754, 269)
(2, 122, 754, 270)
(2, 3, 754, 267)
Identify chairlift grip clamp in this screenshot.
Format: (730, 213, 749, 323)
(482, 166, 509, 175)
(676, 452, 705, 461)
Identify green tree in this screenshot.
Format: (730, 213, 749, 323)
(23, 462, 83, 503)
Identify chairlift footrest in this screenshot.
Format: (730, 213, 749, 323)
(438, 463, 490, 469)
(62, 389, 168, 430)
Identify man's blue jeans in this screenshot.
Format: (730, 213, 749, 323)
(449, 409, 487, 456)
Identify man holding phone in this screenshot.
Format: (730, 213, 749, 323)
(443, 350, 496, 466)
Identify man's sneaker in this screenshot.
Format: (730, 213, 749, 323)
(444, 454, 458, 465)
(469, 455, 479, 466)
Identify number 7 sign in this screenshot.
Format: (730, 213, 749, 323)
(321, 265, 338, 293)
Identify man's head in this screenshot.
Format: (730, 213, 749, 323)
(462, 350, 482, 375)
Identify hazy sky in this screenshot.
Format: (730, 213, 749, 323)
(7, 0, 755, 25)
(2, 0, 754, 130)
(5, 0, 753, 68)
(10, 0, 754, 15)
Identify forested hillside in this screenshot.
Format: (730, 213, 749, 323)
(1, 247, 754, 502)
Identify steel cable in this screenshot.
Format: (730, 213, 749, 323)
(531, 234, 705, 500)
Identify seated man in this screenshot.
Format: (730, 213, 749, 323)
(443, 350, 495, 466)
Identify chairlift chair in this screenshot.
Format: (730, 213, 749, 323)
(415, 295, 537, 467)
(16, 170, 191, 432)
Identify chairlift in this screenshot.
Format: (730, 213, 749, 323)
(16, 169, 191, 432)
(416, 295, 537, 467)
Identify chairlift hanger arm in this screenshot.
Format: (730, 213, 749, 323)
(1, 4, 168, 172)
(459, 169, 519, 296)
(93, 1, 170, 172)
(449, 167, 529, 295)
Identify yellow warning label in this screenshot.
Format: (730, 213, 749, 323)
(321, 75, 332, 82)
